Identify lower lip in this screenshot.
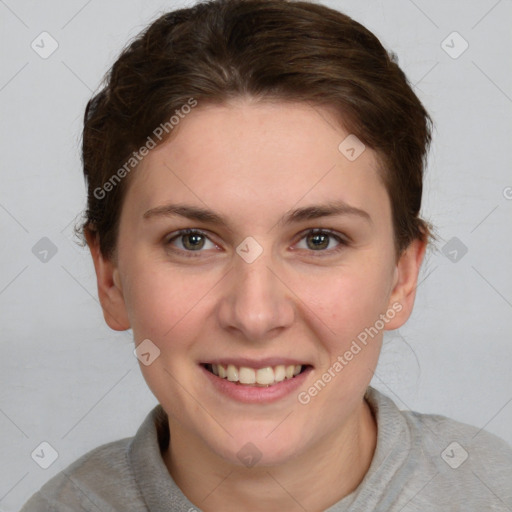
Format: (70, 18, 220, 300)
(200, 365, 313, 404)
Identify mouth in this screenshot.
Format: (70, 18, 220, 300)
(201, 362, 312, 387)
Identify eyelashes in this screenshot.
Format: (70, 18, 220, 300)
(164, 228, 349, 258)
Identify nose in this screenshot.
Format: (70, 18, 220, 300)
(217, 250, 296, 343)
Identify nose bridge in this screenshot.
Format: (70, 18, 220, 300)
(218, 244, 295, 341)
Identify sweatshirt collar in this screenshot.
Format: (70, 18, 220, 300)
(128, 386, 410, 511)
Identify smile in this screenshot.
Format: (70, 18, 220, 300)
(203, 363, 310, 387)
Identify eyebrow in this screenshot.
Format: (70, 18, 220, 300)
(143, 200, 372, 229)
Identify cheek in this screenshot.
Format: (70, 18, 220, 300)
(125, 264, 212, 392)
(122, 237, 394, 355)
(300, 263, 392, 341)
(122, 259, 213, 344)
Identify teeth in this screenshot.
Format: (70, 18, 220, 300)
(239, 367, 256, 384)
(274, 365, 286, 382)
(256, 367, 274, 385)
(226, 364, 238, 382)
(208, 363, 304, 386)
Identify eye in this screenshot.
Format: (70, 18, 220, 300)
(164, 228, 349, 258)
(165, 229, 218, 256)
(294, 229, 348, 256)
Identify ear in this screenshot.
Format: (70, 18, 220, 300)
(384, 238, 427, 330)
(85, 230, 131, 331)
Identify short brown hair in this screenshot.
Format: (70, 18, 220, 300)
(76, 0, 434, 262)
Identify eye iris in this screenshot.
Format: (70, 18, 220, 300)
(176, 231, 336, 252)
(307, 232, 329, 250)
(183, 232, 205, 250)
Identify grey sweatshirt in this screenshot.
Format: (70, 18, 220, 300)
(19, 387, 512, 511)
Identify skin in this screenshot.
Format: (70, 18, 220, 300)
(86, 98, 426, 512)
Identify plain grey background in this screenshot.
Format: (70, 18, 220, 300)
(1, 0, 511, 510)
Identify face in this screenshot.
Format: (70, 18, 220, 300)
(89, 99, 424, 467)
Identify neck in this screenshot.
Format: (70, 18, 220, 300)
(163, 397, 376, 512)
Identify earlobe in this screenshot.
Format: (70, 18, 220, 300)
(85, 230, 131, 331)
(385, 239, 426, 330)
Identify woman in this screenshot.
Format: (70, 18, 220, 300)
(21, 0, 512, 510)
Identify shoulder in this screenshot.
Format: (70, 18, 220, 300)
(404, 407, 512, 468)
(400, 406, 512, 509)
(364, 387, 512, 510)
(19, 437, 146, 512)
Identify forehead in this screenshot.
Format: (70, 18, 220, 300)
(123, 100, 390, 230)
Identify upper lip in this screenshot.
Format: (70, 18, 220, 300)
(202, 358, 312, 369)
